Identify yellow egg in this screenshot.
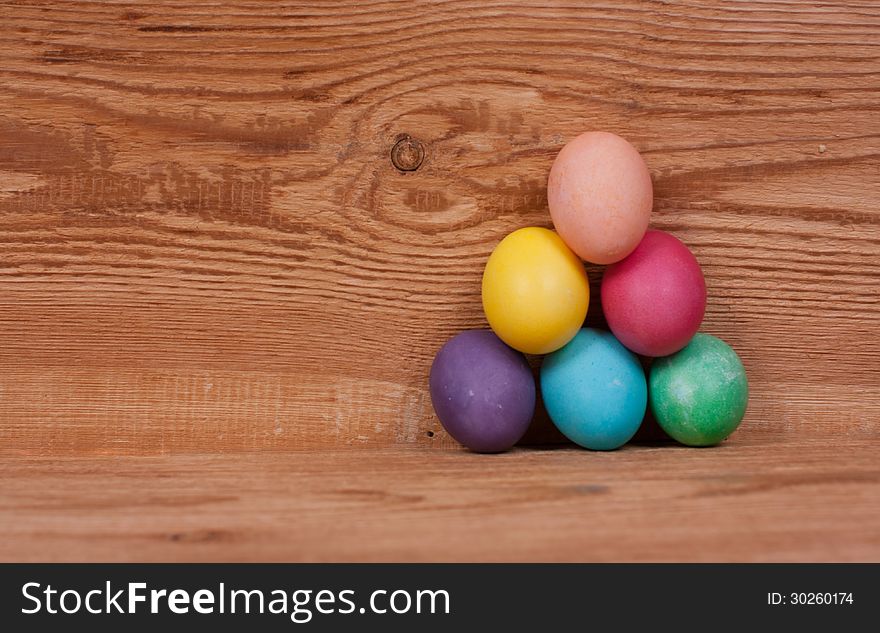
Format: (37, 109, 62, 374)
(482, 227, 589, 354)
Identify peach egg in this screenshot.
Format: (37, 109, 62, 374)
(547, 131, 653, 264)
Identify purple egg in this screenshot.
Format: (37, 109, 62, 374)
(429, 330, 536, 453)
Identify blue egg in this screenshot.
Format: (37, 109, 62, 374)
(541, 328, 647, 450)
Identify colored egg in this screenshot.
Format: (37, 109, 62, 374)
(649, 333, 748, 447)
(429, 330, 535, 453)
(482, 227, 589, 355)
(601, 230, 706, 357)
(541, 328, 647, 450)
(547, 131, 653, 264)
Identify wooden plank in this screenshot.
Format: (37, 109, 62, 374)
(0, 0, 878, 454)
(1, 439, 878, 561)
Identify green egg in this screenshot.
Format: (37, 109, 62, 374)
(649, 333, 748, 447)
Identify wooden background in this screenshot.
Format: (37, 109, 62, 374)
(0, 0, 878, 561)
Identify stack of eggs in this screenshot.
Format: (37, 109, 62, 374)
(429, 132, 748, 453)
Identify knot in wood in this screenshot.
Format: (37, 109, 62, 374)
(391, 136, 425, 172)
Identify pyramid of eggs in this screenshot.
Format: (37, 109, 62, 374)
(429, 132, 748, 453)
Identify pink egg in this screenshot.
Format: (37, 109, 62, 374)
(601, 230, 706, 357)
(547, 131, 652, 264)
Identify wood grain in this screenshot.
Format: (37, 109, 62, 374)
(0, 0, 878, 456)
(1, 439, 878, 562)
